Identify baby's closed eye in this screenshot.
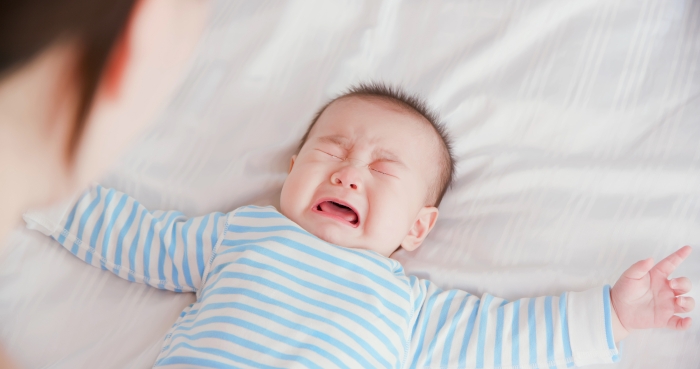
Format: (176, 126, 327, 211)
(315, 149, 344, 161)
(314, 148, 399, 178)
(369, 162, 399, 177)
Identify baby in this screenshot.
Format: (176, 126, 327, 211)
(25, 83, 694, 369)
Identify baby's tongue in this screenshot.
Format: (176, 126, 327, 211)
(319, 201, 357, 223)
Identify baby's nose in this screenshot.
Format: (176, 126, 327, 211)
(332, 175, 358, 190)
(331, 163, 364, 190)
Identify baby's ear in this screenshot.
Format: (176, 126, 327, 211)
(288, 155, 297, 173)
(400, 206, 439, 252)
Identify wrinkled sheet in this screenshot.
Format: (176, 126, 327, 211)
(1, 0, 699, 368)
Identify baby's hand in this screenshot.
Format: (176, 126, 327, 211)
(610, 246, 694, 341)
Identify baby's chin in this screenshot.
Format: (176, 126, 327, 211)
(306, 223, 351, 246)
(288, 211, 382, 252)
(304, 221, 391, 256)
(299, 219, 361, 247)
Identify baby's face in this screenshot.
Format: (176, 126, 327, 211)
(280, 96, 441, 257)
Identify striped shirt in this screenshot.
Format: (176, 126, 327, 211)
(25, 185, 619, 368)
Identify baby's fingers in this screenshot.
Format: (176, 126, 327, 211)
(669, 277, 692, 295)
(674, 296, 695, 313)
(654, 246, 692, 277)
(667, 315, 692, 330)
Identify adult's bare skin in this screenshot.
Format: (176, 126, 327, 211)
(0, 0, 208, 240)
(0, 0, 209, 367)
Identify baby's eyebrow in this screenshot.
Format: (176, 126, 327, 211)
(318, 135, 351, 148)
(372, 148, 406, 168)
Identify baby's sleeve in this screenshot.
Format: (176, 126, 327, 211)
(404, 277, 619, 369)
(23, 184, 227, 293)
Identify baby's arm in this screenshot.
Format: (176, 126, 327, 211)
(24, 184, 227, 292)
(405, 278, 618, 369)
(610, 246, 694, 342)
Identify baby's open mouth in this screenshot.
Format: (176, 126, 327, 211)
(315, 200, 359, 227)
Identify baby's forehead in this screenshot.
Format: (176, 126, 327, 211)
(315, 95, 440, 151)
(317, 96, 436, 139)
(326, 95, 427, 121)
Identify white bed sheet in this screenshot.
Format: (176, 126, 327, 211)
(1, 0, 699, 368)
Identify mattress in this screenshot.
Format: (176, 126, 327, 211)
(1, 0, 699, 368)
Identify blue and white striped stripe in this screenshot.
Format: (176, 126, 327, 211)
(34, 185, 619, 368)
(53, 185, 226, 292)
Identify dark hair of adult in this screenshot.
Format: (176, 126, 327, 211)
(0, 0, 137, 159)
(298, 82, 455, 206)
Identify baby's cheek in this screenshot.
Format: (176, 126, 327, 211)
(370, 198, 406, 245)
(280, 176, 303, 215)
(282, 170, 316, 211)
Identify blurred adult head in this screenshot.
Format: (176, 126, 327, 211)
(0, 0, 208, 241)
